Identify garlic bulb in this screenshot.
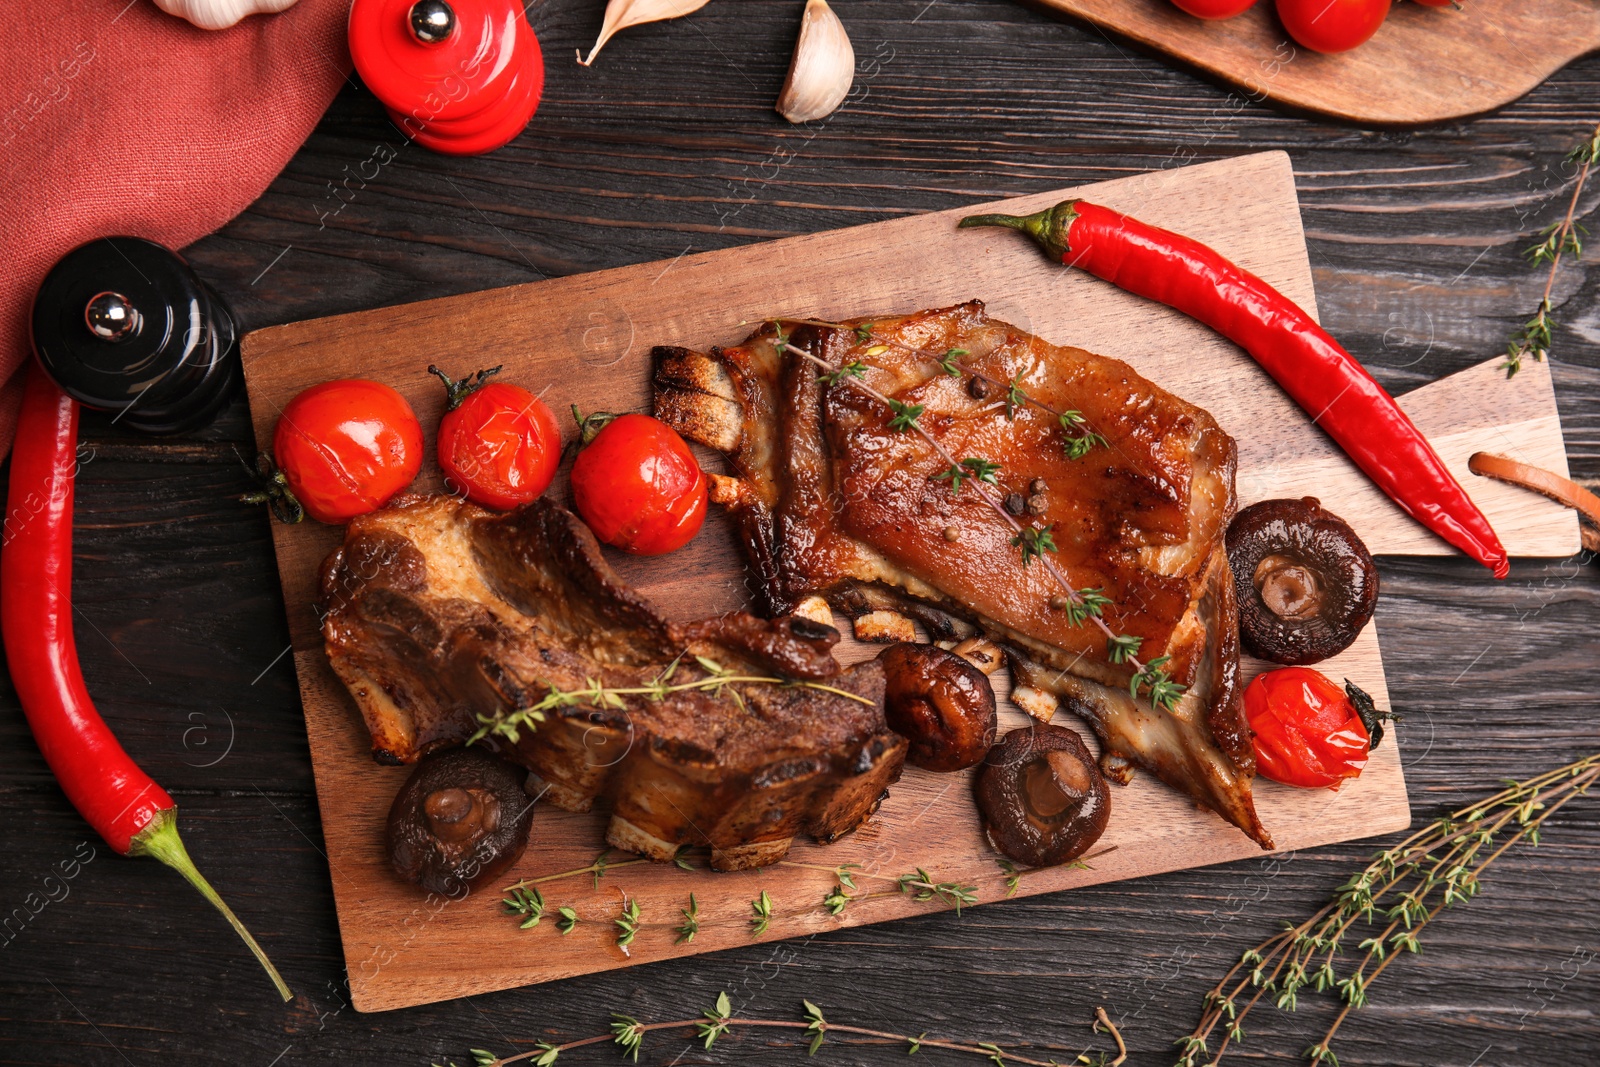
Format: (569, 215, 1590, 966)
(776, 0, 854, 124)
(152, 0, 300, 31)
(579, 0, 713, 67)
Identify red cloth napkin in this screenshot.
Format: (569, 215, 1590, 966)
(0, 0, 351, 458)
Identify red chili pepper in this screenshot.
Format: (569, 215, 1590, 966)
(1, 365, 291, 1001)
(959, 200, 1509, 578)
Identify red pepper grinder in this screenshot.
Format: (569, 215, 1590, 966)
(349, 0, 544, 156)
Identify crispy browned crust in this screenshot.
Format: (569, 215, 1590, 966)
(654, 302, 1270, 848)
(320, 495, 905, 870)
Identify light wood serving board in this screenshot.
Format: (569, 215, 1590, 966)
(241, 152, 1578, 1012)
(1025, 0, 1600, 126)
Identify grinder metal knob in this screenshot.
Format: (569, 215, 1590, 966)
(408, 0, 455, 42)
(84, 291, 141, 342)
(30, 237, 241, 435)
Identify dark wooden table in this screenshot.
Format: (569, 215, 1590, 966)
(3, 3, 1597, 1065)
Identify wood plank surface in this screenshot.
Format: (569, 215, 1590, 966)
(240, 151, 1567, 1010)
(2, 1, 1598, 1063)
(1027, 0, 1600, 126)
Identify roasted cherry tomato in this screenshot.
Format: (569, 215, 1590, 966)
(273, 379, 423, 524)
(431, 365, 561, 511)
(1171, 0, 1258, 18)
(1275, 0, 1389, 52)
(1245, 667, 1371, 789)
(570, 412, 707, 555)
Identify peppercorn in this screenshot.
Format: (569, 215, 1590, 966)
(1026, 494, 1048, 516)
(942, 525, 961, 542)
(967, 376, 992, 400)
(1003, 493, 1025, 515)
(1029, 478, 1048, 494)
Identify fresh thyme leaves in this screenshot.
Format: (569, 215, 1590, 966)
(997, 859, 1021, 897)
(1178, 753, 1600, 1067)
(1059, 410, 1109, 460)
(854, 323, 875, 343)
(1062, 587, 1112, 627)
(1504, 120, 1599, 379)
(610, 1015, 644, 1062)
(502, 887, 545, 928)
(1130, 655, 1182, 714)
(453, 993, 1127, 1067)
(1004, 374, 1028, 419)
(936, 457, 1002, 493)
(613, 896, 641, 950)
(555, 906, 579, 935)
(1105, 634, 1142, 665)
(750, 889, 774, 936)
(589, 850, 611, 888)
(471, 664, 874, 744)
(803, 1000, 828, 1055)
(822, 885, 852, 915)
(897, 868, 979, 914)
(779, 337, 1186, 716)
(698, 991, 733, 1049)
(674, 893, 699, 944)
(939, 347, 969, 375)
(887, 398, 925, 431)
(817, 359, 867, 386)
(1010, 524, 1057, 566)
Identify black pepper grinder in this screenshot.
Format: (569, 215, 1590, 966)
(30, 237, 241, 434)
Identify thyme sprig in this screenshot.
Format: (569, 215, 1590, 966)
(471, 657, 874, 745)
(503, 850, 643, 894)
(438, 993, 1127, 1067)
(776, 318, 1107, 460)
(1178, 752, 1600, 1067)
(1504, 120, 1599, 378)
(785, 340, 1182, 713)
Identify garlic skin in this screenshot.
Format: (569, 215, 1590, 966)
(776, 0, 854, 124)
(580, 0, 713, 67)
(152, 0, 300, 31)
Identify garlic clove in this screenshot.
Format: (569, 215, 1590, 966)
(579, 0, 713, 67)
(152, 0, 300, 31)
(776, 0, 854, 124)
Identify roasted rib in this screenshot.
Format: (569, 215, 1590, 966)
(653, 302, 1270, 848)
(320, 495, 906, 870)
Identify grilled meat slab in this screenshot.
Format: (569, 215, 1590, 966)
(654, 302, 1270, 848)
(320, 495, 905, 871)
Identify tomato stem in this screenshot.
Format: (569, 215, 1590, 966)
(239, 452, 305, 524)
(429, 364, 503, 411)
(570, 404, 620, 447)
(128, 808, 292, 1002)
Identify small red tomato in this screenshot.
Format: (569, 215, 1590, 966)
(431, 366, 561, 511)
(1245, 667, 1371, 789)
(1275, 0, 1389, 52)
(1171, 0, 1258, 18)
(570, 412, 708, 555)
(274, 379, 423, 524)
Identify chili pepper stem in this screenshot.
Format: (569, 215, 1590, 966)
(129, 808, 293, 1002)
(958, 202, 1078, 260)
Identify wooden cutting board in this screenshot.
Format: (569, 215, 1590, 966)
(241, 151, 1578, 1012)
(1025, 0, 1600, 126)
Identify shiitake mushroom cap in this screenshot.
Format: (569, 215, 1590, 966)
(1226, 497, 1378, 666)
(878, 642, 998, 772)
(386, 747, 535, 897)
(975, 723, 1110, 868)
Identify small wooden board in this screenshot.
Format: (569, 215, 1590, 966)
(1025, 0, 1600, 126)
(241, 152, 1578, 1012)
